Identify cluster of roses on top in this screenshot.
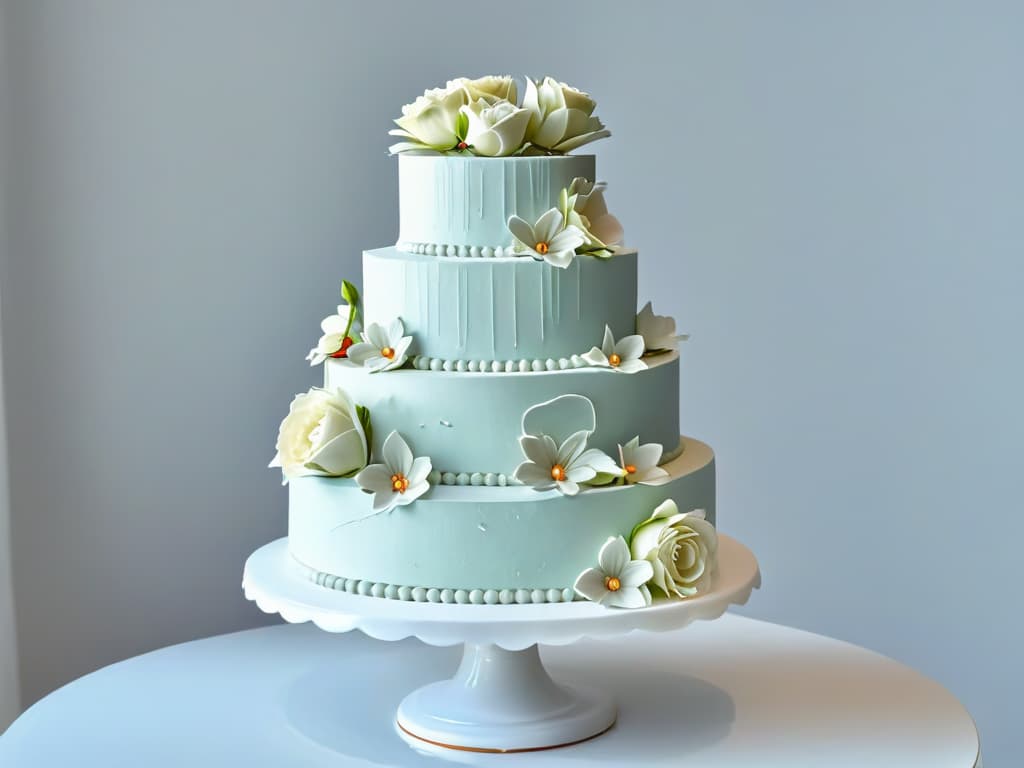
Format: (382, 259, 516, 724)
(389, 75, 609, 158)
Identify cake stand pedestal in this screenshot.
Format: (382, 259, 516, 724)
(242, 535, 760, 754)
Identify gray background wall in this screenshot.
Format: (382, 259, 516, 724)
(1, 0, 1020, 761)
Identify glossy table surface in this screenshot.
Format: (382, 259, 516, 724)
(0, 614, 980, 767)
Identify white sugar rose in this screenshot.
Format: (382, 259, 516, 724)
(461, 99, 531, 157)
(269, 388, 370, 483)
(629, 501, 718, 599)
(389, 84, 467, 153)
(523, 77, 610, 153)
(448, 75, 517, 104)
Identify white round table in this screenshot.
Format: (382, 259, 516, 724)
(0, 614, 980, 767)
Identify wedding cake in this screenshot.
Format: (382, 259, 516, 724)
(270, 76, 718, 609)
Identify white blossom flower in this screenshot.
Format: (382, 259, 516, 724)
(582, 326, 647, 373)
(514, 430, 620, 496)
(269, 388, 370, 483)
(637, 302, 689, 353)
(306, 304, 359, 366)
(565, 177, 623, 254)
(507, 208, 585, 269)
(574, 536, 654, 609)
(346, 318, 412, 373)
(460, 98, 531, 157)
(447, 75, 517, 104)
(630, 501, 718, 599)
(388, 84, 467, 154)
(354, 431, 432, 513)
(618, 437, 670, 486)
(522, 77, 610, 154)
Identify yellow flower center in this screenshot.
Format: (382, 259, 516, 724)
(604, 576, 622, 592)
(550, 464, 566, 481)
(535, 241, 549, 255)
(381, 346, 395, 360)
(391, 473, 409, 493)
(609, 353, 622, 366)
(625, 464, 637, 475)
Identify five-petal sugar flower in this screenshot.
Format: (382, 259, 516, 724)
(618, 436, 670, 486)
(523, 77, 610, 154)
(269, 387, 371, 483)
(574, 536, 654, 609)
(630, 501, 718, 599)
(354, 430, 432, 514)
(637, 302, 689, 353)
(460, 98, 531, 157)
(346, 318, 412, 373)
(514, 394, 621, 496)
(507, 209, 585, 269)
(562, 177, 623, 256)
(583, 325, 647, 373)
(515, 430, 620, 496)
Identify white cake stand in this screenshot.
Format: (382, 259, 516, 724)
(242, 535, 760, 754)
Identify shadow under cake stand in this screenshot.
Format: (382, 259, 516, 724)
(242, 535, 760, 755)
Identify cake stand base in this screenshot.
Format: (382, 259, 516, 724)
(243, 535, 760, 756)
(395, 642, 615, 753)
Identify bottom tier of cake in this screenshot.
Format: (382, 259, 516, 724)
(287, 435, 714, 603)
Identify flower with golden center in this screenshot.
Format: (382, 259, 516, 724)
(583, 325, 647, 374)
(574, 536, 653, 609)
(617, 436, 670, 486)
(347, 318, 412, 373)
(507, 208, 585, 269)
(354, 431, 433, 514)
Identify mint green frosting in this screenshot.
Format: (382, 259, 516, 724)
(288, 437, 715, 593)
(397, 155, 595, 251)
(325, 352, 680, 476)
(361, 247, 638, 364)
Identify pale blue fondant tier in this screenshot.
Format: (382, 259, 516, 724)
(288, 437, 715, 593)
(361, 247, 638, 363)
(397, 155, 595, 251)
(325, 352, 680, 475)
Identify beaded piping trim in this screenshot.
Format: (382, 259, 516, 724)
(305, 565, 578, 605)
(427, 440, 685, 487)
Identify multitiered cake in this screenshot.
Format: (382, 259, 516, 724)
(271, 76, 718, 609)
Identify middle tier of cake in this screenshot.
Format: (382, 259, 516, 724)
(325, 352, 681, 478)
(362, 247, 638, 363)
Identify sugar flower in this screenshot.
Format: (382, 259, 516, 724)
(574, 536, 654, 609)
(637, 302, 689, 353)
(630, 501, 718, 599)
(346, 318, 412, 373)
(507, 208, 585, 269)
(354, 431, 432, 514)
(582, 326, 647, 373)
(564, 177, 623, 256)
(269, 388, 370, 483)
(306, 304, 358, 365)
(388, 83, 467, 154)
(618, 437, 670, 486)
(460, 98, 531, 157)
(514, 430, 620, 496)
(448, 75, 517, 104)
(523, 77, 610, 154)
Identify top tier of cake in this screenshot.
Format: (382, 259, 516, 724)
(396, 154, 595, 254)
